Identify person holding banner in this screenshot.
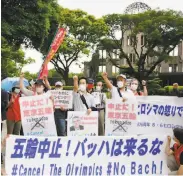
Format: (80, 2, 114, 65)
(130, 78, 148, 96)
(54, 81, 67, 136)
(102, 72, 135, 102)
(92, 81, 106, 136)
(73, 76, 96, 114)
(166, 128, 183, 175)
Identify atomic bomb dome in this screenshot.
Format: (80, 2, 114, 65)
(124, 2, 151, 14)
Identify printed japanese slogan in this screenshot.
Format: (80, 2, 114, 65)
(50, 90, 73, 109)
(6, 135, 169, 175)
(105, 97, 183, 136)
(136, 96, 183, 135)
(67, 111, 98, 136)
(19, 94, 57, 136)
(105, 99, 138, 136)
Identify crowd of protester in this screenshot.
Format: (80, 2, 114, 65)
(1, 72, 183, 175)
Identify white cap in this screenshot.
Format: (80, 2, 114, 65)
(55, 81, 63, 86)
(116, 74, 126, 79)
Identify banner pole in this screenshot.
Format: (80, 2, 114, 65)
(37, 25, 60, 78)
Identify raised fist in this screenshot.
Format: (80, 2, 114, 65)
(142, 80, 146, 86)
(73, 75, 78, 80)
(167, 136, 171, 143)
(20, 73, 24, 79)
(102, 72, 108, 78)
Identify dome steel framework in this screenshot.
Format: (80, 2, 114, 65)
(124, 2, 151, 14)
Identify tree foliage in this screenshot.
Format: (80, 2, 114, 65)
(1, 37, 35, 79)
(2, 0, 59, 50)
(102, 10, 183, 81)
(42, 8, 108, 84)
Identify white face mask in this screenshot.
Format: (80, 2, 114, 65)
(14, 88, 20, 94)
(117, 81, 124, 88)
(131, 84, 138, 91)
(79, 84, 86, 92)
(96, 86, 101, 92)
(36, 87, 44, 94)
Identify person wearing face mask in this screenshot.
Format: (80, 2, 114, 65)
(92, 81, 106, 136)
(87, 78, 94, 94)
(73, 76, 96, 114)
(166, 128, 183, 175)
(54, 81, 67, 136)
(6, 86, 22, 135)
(130, 78, 148, 96)
(20, 73, 51, 96)
(102, 72, 135, 102)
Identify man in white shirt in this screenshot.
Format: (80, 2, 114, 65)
(101, 72, 135, 102)
(73, 76, 96, 114)
(92, 81, 106, 136)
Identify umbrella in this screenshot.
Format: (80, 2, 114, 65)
(1, 77, 29, 92)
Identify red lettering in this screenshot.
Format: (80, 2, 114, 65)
(30, 100, 36, 107)
(45, 107, 53, 114)
(23, 110, 30, 117)
(108, 103, 114, 110)
(37, 108, 44, 115)
(108, 112, 114, 118)
(122, 104, 129, 111)
(129, 113, 136, 120)
(31, 109, 37, 116)
(115, 104, 122, 110)
(22, 101, 29, 108)
(115, 112, 121, 119)
(121, 113, 128, 119)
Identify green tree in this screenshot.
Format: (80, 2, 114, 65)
(1, 0, 59, 50)
(24, 72, 37, 81)
(1, 37, 35, 78)
(102, 10, 183, 81)
(42, 9, 108, 84)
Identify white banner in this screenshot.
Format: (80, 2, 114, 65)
(105, 97, 183, 136)
(105, 99, 138, 136)
(50, 90, 73, 109)
(67, 111, 98, 136)
(136, 96, 183, 136)
(19, 94, 57, 136)
(5, 135, 169, 175)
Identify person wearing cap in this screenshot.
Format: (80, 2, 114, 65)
(92, 81, 106, 136)
(102, 72, 135, 102)
(87, 78, 95, 94)
(73, 76, 96, 114)
(166, 128, 183, 175)
(130, 78, 148, 96)
(54, 81, 67, 136)
(19, 73, 51, 96)
(6, 85, 21, 135)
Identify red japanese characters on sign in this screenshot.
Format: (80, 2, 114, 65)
(107, 102, 136, 120)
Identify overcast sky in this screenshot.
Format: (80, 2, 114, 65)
(22, 0, 183, 73)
